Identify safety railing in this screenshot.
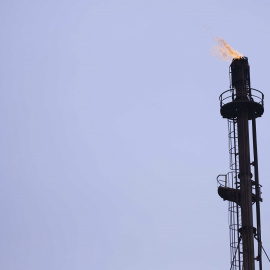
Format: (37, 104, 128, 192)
(217, 174, 227, 188)
(217, 172, 238, 190)
(219, 88, 264, 109)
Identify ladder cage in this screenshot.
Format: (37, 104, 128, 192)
(228, 119, 243, 270)
(217, 119, 243, 270)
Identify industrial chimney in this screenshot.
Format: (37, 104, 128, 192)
(217, 57, 264, 270)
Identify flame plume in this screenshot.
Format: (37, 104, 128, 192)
(212, 37, 243, 61)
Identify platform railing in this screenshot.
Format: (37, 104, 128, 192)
(217, 172, 238, 190)
(219, 88, 264, 109)
(217, 174, 227, 188)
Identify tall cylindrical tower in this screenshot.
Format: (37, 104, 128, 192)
(217, 57, 264, 270)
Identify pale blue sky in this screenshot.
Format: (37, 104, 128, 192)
(0, 0, 270, 269)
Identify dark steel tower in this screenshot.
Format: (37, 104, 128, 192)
(217, 57, 264, 270)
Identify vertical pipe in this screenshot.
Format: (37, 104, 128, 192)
(252, 117, 262, 270)
(237, 107, 255, 270)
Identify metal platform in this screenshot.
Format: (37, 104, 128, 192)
(218, 186, 262, 204)
(219, 88, 264, 120)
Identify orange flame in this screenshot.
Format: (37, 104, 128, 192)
(212, 37, 243, 61)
